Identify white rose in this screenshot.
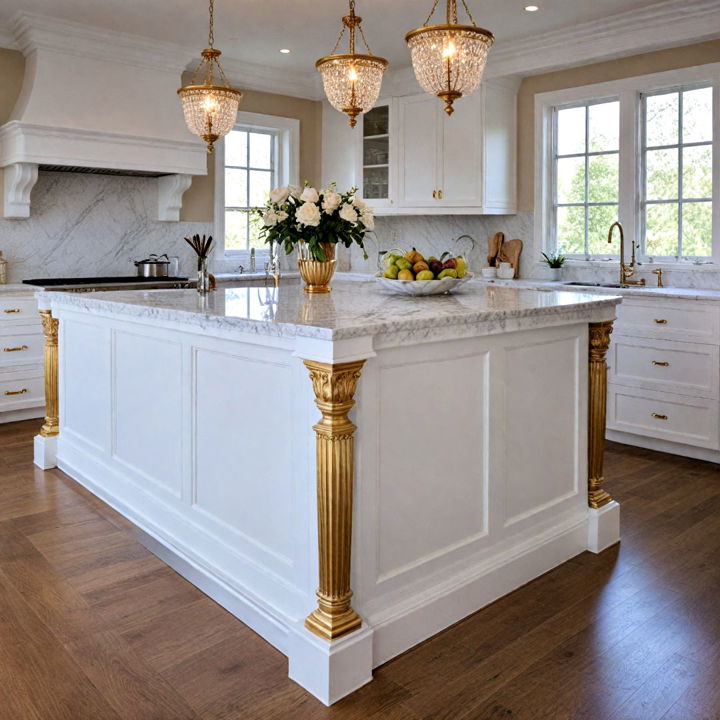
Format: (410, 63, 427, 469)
(339, 203, 358, 224)
(269, 186, 291, 205)
(263, 210, 279, 227)
(300, 186, 320, 203)
(289, 185, 302, 199)
(360, 211, 375, 231)
(296, 201, 321, 227)
(276, 210, 288, 222)
(352, 196, 367, 211)
(322, 191, 342, 214)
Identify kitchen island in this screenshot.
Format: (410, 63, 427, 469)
(40, 277, 621, 705)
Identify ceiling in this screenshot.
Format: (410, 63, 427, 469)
(0, 0, 673, 71)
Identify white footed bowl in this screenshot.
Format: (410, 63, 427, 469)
(375, 272, 474, 296)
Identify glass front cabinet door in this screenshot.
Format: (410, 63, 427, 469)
(358, 100, 396, 211)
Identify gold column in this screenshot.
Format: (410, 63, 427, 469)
(588, 320, 614, 509)
(304, 358, 365, 641)
(39, 310, 59, 438)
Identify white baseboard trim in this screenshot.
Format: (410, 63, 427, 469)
(607, 429, 720, 464)
(34, 433, 57, 469)
(1, 407, 44, 424)
(587, 501, 621, 554)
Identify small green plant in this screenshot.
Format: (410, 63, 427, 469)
(541, 252, 566, 269)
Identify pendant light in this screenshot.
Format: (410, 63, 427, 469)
(316, 0, 388, 128)
(406, 0, 494, 116)
(178, 0, 243, 153)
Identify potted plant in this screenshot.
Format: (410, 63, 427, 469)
(257, 184, 371, 294)
(541, 252, 566, 281)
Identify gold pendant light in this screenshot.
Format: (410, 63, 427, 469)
(406, 0, 494, 116)
(316, 0, 388, 128)
(178, 0, 243, 153)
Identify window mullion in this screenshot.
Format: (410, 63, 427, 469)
(678, 91, 684, 258)
(584, 105, 590, 256)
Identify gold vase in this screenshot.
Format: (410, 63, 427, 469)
(298, 242, 337, 294)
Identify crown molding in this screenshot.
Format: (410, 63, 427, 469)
(486, 0, 720, 79)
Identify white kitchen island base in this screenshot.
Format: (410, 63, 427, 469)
(44, 279, 621, 705)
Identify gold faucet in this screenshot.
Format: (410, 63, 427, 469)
(608, 222, 645, 286)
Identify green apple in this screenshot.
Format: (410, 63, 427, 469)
(438, 268, 458, 279)
(395, 257, 412, 271)
(416, 270, 434, 281)
(384, 265, 400, 279)
(385, 253, 401, 267)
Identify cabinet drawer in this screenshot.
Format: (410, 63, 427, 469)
(609, 338, 718, 399)
(0, 297, 39, 325)
(615, 299, 719, 343)
(608, 384, 719, 450)
(0, 370, 44, 412)
(0, 329, 44, 368)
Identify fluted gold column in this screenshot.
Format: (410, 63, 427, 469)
(39, 310, 59, 438)
(588, 321, 614, 509)
(304, 358, 365, 641)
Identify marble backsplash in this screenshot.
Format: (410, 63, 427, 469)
(0, 171, 214, 284)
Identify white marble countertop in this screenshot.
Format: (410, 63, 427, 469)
(0, 283, 35, 294)
(44, 275, 620, 342)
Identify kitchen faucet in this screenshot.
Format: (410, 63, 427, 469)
(608, 222, 645, 286)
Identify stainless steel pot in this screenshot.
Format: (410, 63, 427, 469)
(133, 254, 170, 278)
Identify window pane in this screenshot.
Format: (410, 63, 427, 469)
(588, 154, 619, 203)
(683, 145, 713, 199)
(557, 106, 586, 155)
(588, 205, 618, 254)
(646, 92, 679, 147)
(249, 213, 265, 250)
(249, 170, 272, 207)
(682, 202, 712, 256)
(646, 148, 679, 201)
(683, 87, 713, 144)
(646, 203, 679, 257)
(225, 210, 248, 251)
(225, 168, 248, 207)
(556, 156, 585, 204)
(589, 101, 619, 152)
(226, 131, 248, 167)
(556, 206, 585, 255)
(250, 132, 272, 169)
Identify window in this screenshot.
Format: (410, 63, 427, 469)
(223, 128, 276, 252)
(538, 66, 719, 264)
(642, 86, 713, 259)
(554, 100, 620, 256)
(215, 113, 299, 257)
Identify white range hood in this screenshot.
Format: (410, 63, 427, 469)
(0, 13, 209, 220)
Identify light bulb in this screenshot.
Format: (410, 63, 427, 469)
(203, 95, 218, 112)
(442, 40, 457, 58)
(525, 5, 539, 11)
(348, 67, 358, 82)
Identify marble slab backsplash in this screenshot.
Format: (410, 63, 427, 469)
(0, 171, 215, 284)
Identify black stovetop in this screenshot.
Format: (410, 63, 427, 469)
(23, 276, 189, 286)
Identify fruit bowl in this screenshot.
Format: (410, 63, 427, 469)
(375, 272, 474, 296)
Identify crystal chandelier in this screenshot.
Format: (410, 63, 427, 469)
(406, 0, 494, 116)
(178, 0, 243, 153)
(316, 0, 388, 128)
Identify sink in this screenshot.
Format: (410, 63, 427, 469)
(563, 281, 628, 289)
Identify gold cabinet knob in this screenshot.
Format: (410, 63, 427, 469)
(438, 189, 443, 200)
(651, 413, 668, 420)
(432, 190, 437, 199)
(654, 319, 668, 324)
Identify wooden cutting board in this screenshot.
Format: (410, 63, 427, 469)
(487, 232, 504, 267)
(496, 238, 523, 278)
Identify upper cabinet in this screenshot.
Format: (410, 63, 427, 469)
(322, 79, 517, 216)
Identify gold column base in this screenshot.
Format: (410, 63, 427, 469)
(304, 358, 365, 642)
(588, 320, 614, 509)
(39, 309, 59, 438)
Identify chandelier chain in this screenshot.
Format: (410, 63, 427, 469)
(357, 23, 373, 55)
(208, 0, 215, 48)
(460, 0, 477, 26)
(423, 0, 442, 26)
(331, 24, 347, 54)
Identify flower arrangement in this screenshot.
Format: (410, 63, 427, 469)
(256, 184, 372, 262)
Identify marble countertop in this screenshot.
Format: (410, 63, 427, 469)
(44, 276, 620, 341)
(0, 283, 35, 294)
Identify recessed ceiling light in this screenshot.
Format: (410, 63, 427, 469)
(280, 48, 291, 54)
(525, 4, 539, 11)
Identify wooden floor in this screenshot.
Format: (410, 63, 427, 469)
(2, 421, 720, 720)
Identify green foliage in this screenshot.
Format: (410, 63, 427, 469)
(541, 252, 566, 268)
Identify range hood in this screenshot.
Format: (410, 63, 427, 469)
(0, 13, 209, 220)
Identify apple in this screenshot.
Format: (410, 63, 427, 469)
(429, 260, 444, 275)
(443, 258, 457, 270)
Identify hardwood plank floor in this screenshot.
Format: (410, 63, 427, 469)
(1, 418, 720, 719)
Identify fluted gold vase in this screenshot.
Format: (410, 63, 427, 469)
(298, 241, 337, 294)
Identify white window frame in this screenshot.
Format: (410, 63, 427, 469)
(215, 112, 300, 259)
(535, 64, 720, 267)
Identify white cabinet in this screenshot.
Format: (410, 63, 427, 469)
(606, 296, 720, 459)
(0, 290, 45, 423)
(321, 80, 517, 215)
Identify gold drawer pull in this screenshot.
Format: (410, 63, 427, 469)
(3, 308, 22, 314)
(654, 318, 668, 324)
(651, 413, 668, 420)
(432, 190, 437, 199)
(652, 361, 669, 367)
(438, 189, 443, 200)
(3, 345, 28, 352)
(4, 388, 28, 396)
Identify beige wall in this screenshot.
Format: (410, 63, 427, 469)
(0, 48, 25, 124)
(180, 80, 322, 222)
(517, 40, 720, 212)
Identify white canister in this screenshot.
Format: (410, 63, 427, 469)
(481, 267, 497, 278)
(497, 263, 515, 279)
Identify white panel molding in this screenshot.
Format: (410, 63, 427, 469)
(218, 56, 323, 101)
(487, 0, 720, 79)
(157, 173, 193, 222)
(3, 162, 38, 218)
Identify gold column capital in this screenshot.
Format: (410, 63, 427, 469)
(39, 309, 60, 438)
(588, 320, 614, 509)
(303, 358, 366, 642)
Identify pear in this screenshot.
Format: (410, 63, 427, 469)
(455, 256, 467, 278)
(438, 268, 458, 279)
(384, 265, 400, 279)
